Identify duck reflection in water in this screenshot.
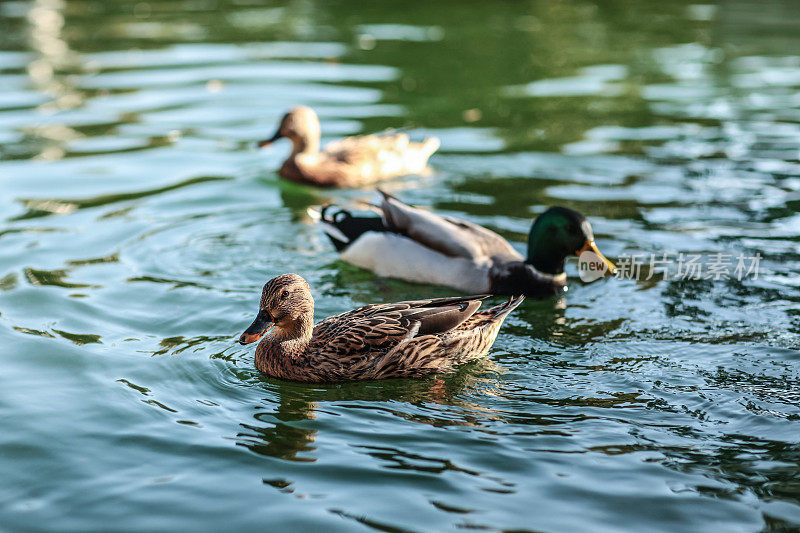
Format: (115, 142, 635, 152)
(235, 359, 507, 463)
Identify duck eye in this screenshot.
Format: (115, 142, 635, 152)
(281, 290, 289, 300)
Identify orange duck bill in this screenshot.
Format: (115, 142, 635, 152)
(239, 309, 273, 344)
(256, 130, 282, 148)
(577, 239, 617, 276)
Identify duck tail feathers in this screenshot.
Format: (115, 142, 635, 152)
(315, 204, 388, 253)
(376, 188, 398, 202)
(421, 136, 440, 158)
(488, 295, 525, 321)
(317, 206, 351, 252)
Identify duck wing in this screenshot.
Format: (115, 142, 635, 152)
(309, 295, 489, 359)
(379, 190, 523, 263)
(324, 132, 410, 164)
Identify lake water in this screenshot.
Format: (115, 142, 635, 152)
(1, 1, 800, 531)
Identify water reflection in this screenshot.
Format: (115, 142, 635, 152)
(239, 391, 319, 462)
(14, 176, 228, 220)
(235, 361, 508, 463)
(25, 0, 85, 160)
(2, 0, 800, 530)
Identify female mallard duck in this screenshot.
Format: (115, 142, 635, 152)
(314, 191, 616, 298)
(238, 273, 523, 382)
(257, 106, 440, 188)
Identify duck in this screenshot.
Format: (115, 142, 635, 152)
(257, 106, 440, 188)
(313, 191, 616, 298)
(238, 273, 523, 382)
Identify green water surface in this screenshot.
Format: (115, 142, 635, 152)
(1, 1, 800, 531)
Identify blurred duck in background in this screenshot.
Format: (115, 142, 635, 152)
(257, 106, 439, 188)
(312, 190, 616, 298)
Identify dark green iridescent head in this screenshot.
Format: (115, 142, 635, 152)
(526, 206, 612, 275)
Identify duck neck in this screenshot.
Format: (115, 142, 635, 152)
(254, 313, 314, 376)
(290, 134, 319, 157)
(527, 225, 568, 276)
(526, 244, 567, 276)
(491, 261, 567, 297)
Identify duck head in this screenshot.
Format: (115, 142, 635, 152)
(239, 273, 315, 345)
(526, 207, 616, 277)
(257, 106, 321, 155)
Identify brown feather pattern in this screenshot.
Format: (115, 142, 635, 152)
(241, 274, 522, 382)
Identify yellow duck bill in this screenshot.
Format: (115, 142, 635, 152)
(578, 239, 617, 276)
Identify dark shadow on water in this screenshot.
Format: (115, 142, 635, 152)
(23, 267, 100, 289)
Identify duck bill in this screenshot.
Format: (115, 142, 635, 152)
(239, 310, 273, 344)
(257, 130, 282, 148)
(577, 240, 617, 276)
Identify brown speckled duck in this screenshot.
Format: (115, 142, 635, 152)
(257, 106, 440, 188)
(238, 273, 522, 382)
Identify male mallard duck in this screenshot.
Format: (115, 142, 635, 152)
(238, 273, 522, 382)
(257, 106, 440, 188)
(314, 191, 616, 298)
